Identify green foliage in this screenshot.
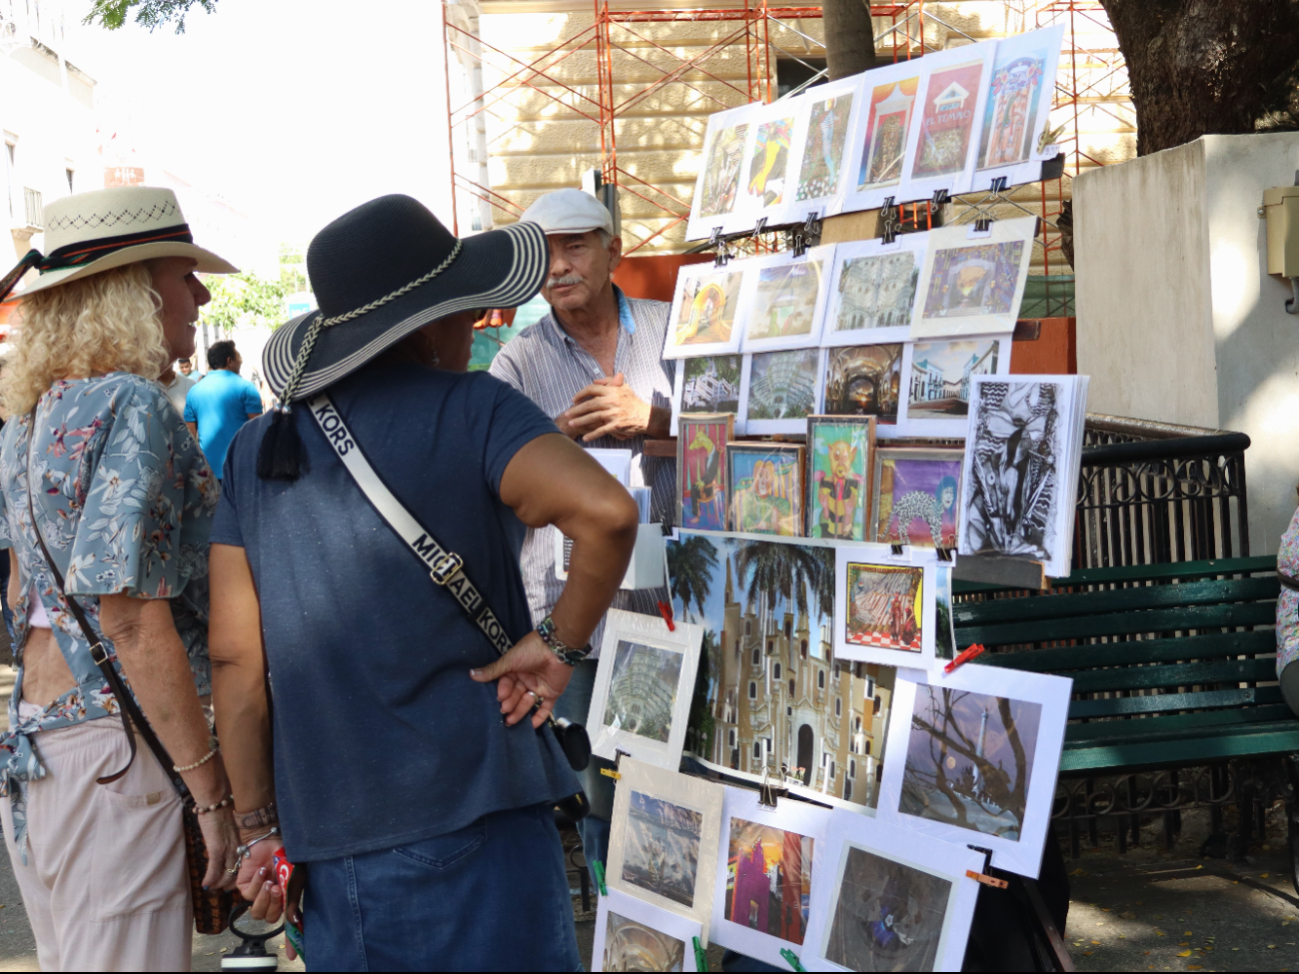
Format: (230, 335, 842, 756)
(84, 0, 217, 33)
(278, 243, 310, 296)
(202, 272, 287, 333)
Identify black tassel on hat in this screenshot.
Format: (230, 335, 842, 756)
(257, 316, 325, 482)
(256, 403, 310, 481)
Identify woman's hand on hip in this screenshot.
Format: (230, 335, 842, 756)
(469, 631, 574, 728)
(197, 805, 240, 891)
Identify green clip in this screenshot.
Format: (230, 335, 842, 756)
(780, 947, 806, 972)
(693, 935, 708, 971)
(593, 860, 608, 897)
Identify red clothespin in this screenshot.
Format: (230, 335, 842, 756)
(944, 643, 985, 674)
(657, 601, 676, 632)
(965, 869, 1009, 889)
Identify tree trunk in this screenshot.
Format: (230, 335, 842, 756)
(1100, 0, 1299, 155)
(821, 0, 877, 81)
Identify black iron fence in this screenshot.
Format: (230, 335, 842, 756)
(1075, 414, 1251, 570)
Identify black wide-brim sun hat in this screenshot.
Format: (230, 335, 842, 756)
(263, 194, 548, 402)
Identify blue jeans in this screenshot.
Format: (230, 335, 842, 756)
(553, 659, 615, 887)
(302, 803, 580, 971)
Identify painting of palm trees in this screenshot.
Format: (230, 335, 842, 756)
(667, 531, 896, 806)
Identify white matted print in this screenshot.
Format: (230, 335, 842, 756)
(786, 76, 864, 226)
(841, 59, 927, 214)
(594, 888, 702, 972)
(898, 333, 1011, 437)
(823, 235, 926, 347)
(744, 100, 801, 232)
(609, 759, 726, 935)
(803, 809, 984, 972)
(974, 25, 1066, 192)
(876, 665, 1073, 878)
(672, 353, 744, 436)
(739, 246, 835, 353)
(911, 216, 1037, 339)
(589, 609, 704, 769)
(833, 545, 938, 672)
(900, 43, 996, 202)
(739, 347, 826, 437)
(711, 788, 832, 968)
(686, 102, 764, 242)
(665, 262, 748, 359)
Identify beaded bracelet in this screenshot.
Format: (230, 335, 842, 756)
(174, 736, 220, 773)
(193, 794, 233, 815)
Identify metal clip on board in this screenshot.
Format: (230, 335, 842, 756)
(890, 543, 905, 557)
(879, 196, 900, 245)
(936, 546, 953, 563)
(758, 766, 786, 809)
(789, 211, 821, 257)
(752, 216, 768, 241)
(710, 226, 730, 267)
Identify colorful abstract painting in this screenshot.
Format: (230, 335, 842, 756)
(727, 444, 804, 536)
(797, 93, 854, 201)
(678, 414, 732, 531)
(725, 820, 815, 945)
(698, 121, 750, 217)
(920, 241, 1025, 319)
(844, 562, 924, 654)
(670, 268, 745, 348)
(911, 61, 986, 179)
(749, 115, 795, 207)
(747, 260, 824, 343)
(874, 452, 963, 548)
(858, 75, 921, 190)
(977, 54, 1048, 170)
(807, 416, 874, 541)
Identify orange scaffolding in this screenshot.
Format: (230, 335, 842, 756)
(443, 0, 1129, 281)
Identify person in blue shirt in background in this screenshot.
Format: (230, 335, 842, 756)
(184, 340, 263, 477)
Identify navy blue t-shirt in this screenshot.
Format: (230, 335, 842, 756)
(211, 362, 579, 862)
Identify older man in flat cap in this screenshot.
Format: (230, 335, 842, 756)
(489, 188, 675, 876)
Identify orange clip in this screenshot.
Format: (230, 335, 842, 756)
(657, 601, 676, 632)
(944, 643, 986, 674)
(966, 869, 1009, 889)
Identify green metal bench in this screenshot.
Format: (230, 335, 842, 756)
(952, 555, 1299, 867)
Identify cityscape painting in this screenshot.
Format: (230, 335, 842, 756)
(682, 355, 741, 416)
(724, 819, 815, 945)
(906, 338, 1001, 420)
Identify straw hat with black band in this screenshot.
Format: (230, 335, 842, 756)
(256, 194, 549, 481)
(0, 187, 238, 304)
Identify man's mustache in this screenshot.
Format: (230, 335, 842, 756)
(547, 274, 584, 288)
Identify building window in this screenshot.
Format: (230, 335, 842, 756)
(850, 759, 856, 777)
(874, 694, 883, 715)
(785, 618, 793, 639)
(827, 758, 836, 779)
(748, 681, 757, 700)
(773, 663, 782, 680)
(767, 639, 773, 655)
(818, 670, 826, 690)
(866, 740, 872, 755)
(752, 646, 761, 665)
(728, 729, 737, 747)
(835, 697, 842, 717)
(787, 706, 793, 716)
(754, 741, 763, 759)
(734, 638, 741, 661)
(800, 639, 808, 659)
(745, 619, 752, 635)
(789, 678, 796, 696)
(855, 717, 862, 732)
(844, 779, 853, 801)
(834, 662, 841, 679)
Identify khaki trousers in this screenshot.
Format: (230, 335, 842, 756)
(0, 715, 192, 972)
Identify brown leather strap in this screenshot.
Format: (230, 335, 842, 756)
(23, 410, 187, 797)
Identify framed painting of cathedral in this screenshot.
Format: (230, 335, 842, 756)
(710, 786, 831, 967)
(588, 609, 705, 769)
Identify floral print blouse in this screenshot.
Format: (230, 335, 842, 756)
(1278, 506, 1299, 676)
(0, 373, 218, 852)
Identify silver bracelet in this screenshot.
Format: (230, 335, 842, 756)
(174, 736, 220, 773)
(232, 826, 281, 874)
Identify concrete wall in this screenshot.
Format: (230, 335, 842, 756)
(1075, 133, 1299, 554)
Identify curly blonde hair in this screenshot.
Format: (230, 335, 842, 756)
(1, 263, 169, 415)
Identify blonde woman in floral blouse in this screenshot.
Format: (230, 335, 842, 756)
(0, 188, 239, 972)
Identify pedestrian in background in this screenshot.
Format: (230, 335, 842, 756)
(488, 187, 675, 881)
(208, 196, 637, 970)
(160, 357, 196, 415)
(184, 340, 262, 478)
(0, 186, 239, 971)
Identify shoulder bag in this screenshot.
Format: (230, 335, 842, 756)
(305, 393, 591, 813)
(23, 414, 238, 934)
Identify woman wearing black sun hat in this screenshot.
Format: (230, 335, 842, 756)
(208, 194, 638, 969)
